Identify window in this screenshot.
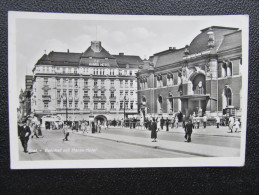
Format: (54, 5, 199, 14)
(84, 90, 88, 96)
(130, 102, 133, 109)
(84, 102, 88, 109)
(74, 69, 77, 74)
(75, 90, 78, 97)
(125, 102, 128, 109)
(44, 102, 48, 108)
(111, 91, 114, 97)
(111, 102, 114, 109)
(129, 71, 132, 76)
(120, 102, 123, 109)
(63, 89, 67, 97)
(75, 102, 78, 108)
(94, 80, 97, 86)
(101, 91, 105, 97)
(69, 90, 72, 97)
(110, 80, 114, 86)
(94, 91, 98, 97)
(94, 103, 98, 110)
(63, 78, 66, 84)
(63, 101, 67, 108)
(101, 80, 104, 86)
(125, 91, 128, 97)
(69, 78, 72, 84)
(69, 102, 72, 108)
(130, 80, 133, 87)
(44, 78, 48, 85)
(74, 79, 78, 86)
(125, 80, 128, 87)
(130, 90, 133, 96)
(101, 103, 105, 109)
(57, 90, 60, 97)
(84, 79, 88, 86)
(57, 78, 60, 84)
(120, 90, 123, 97)
(119, 70, 122, 75)
(44, 90, 48, 95)
(57, 101, 60, 108)
(120, 80, 123, 88)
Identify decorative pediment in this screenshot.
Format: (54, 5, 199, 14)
(42, 85, 51, 91)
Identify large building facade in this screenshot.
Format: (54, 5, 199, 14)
(31, 41, 142, 125)
(137, 26, 242, 119)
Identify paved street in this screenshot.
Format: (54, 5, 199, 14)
(19, 125, 241, 161)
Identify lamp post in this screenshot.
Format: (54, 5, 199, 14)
(124, 95, 126, 120)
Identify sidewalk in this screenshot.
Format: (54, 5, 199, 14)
(73, 127, 240, 157)
(108, 125, 241, 138)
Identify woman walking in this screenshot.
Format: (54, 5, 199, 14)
(151, 118, 158, 142)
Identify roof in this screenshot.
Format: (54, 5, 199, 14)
(113, 55, 143, 68)
(153, 48, 185, 67)
(82, 46, 115, 59)
(188, 26, 239, 55)
(218, 30, 242, 52)
(36, 52, 81, 66)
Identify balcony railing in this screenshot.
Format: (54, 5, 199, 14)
(93, 96, 107, 101)
(109, 96, 116, 101)
(83, 95, 90, 101)
(42, 95, 51, 102)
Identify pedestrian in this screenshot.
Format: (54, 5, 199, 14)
(203, 115, 207, 128)
(184, 119, 194, 142)
(156, 117, 160, 131)
(234, 118, 240, 132)
(171, 116, 175, 129)
(160, 117, 164, 130)
(91, 121, 95, 133)
(166, 117, 169, 131)
(18, 118, 32, 153)
(196, 117, 200, 129)
(193, 116, 197, 129)
(182, 115, 186, 129)
(228, 116, 234, 133)
(133, 117, 137, 129)
(97, 120, 101, 133)
(151, 118, 158, 142)
(215, 116, 220, 128)
(175, 116, 179, 128)
(62, 122, 69, 141)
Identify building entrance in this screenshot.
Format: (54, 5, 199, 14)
(94, 115, 107, 125)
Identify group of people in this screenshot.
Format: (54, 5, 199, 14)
(144, 116, 180, 132)
(18, 114, 43, 153)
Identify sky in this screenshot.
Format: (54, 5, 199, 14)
(15, 14, 246, 96)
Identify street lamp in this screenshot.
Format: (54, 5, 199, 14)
(124, 95, 126, 120)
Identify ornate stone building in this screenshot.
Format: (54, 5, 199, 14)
(137, 26, 242, 119)
(31, 41, 142, 125)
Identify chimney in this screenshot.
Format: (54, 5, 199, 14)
(173, 47, 176, 50)
(169, 47, 172, 50)
(91, 41, 102, 52)
(67, 49, 69, 53)
(119, 53, 124, 56)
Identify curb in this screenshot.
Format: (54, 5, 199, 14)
(72, 132, 213, 157)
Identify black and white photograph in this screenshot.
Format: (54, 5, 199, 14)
(8, 12, 249, 169)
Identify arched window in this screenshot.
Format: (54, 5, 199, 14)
(227, 62, 232, 76)
(168, 93, 173, 113)
(157, 95, 163, 113)
(225, 87, 232, 106)
(192, 74, 206, 95)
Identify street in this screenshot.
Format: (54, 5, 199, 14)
(19, 125, 241, 161)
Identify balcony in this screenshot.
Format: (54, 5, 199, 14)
(93, 96, 107, 102)
(42, 95, 51, 102)
(109, 86, 116, 91)
(74, 96, 79, 101)
(109, 96, 116, 101)
(83, 85, 90, 90)
(83, 95, 90, 101)
(68, 96, 73, 101)
(62, 96, 67, 101)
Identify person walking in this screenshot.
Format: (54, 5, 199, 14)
(228, 116, 234, 133)
(62, 122, 69, 141)
(97, 120, 101, 133)
(156, 117, 161, 131)
(184, 119, 194, 142)
(91, 121, 95, 133)
(196, 117, 200, 129)
(151, 118, 158, 142)
(216, 116, 220, 128)
(175, 116, 179, 128)
(160, 117, 164, 130)
(165, 117, 169, 131)
(18, 118, 32, 153)
(203, 115, 207, 128)
(234, 118, 240, 132)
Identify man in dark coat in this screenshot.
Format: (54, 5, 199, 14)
(160, 117, 164, 130)
(184, 120, 194, 142)
(151, 118, 158, 142)
(18, 119, 31, 153)
(165, 117, 170, 131)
